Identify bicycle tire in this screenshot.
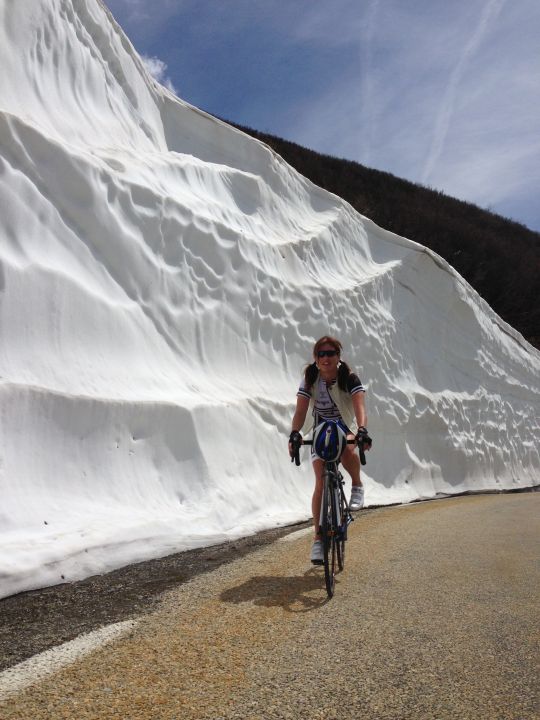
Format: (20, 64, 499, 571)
(336, 484, 346, 572)
(321, 469, 338, 598)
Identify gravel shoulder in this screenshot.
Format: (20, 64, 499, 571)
(1, 492, 539, 720)
(0, 520, 311, 671)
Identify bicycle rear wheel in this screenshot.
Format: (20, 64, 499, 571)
(321, 469, 338, 598)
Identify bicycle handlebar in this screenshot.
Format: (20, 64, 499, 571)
(292, 438, 367, 466)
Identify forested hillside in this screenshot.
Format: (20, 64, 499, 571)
(233, 124, 539, 349)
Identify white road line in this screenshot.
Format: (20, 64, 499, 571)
(278, 526, 312, 542)
(0, 619, 137, 701)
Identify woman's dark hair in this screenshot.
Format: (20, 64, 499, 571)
(303, 335, 352, 392)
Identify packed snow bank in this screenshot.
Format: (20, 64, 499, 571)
(0, 0, 538, 599)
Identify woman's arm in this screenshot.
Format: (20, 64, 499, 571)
(291, 395, 310, 432)
(352, 391, 367, 429)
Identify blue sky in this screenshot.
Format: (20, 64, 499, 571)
(105, 0, 540, 233)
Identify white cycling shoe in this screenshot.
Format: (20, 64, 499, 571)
(310, 540, 324, 565)
(349, 485, 365, 511)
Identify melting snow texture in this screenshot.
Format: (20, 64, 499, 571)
(0, 0, 538, 598)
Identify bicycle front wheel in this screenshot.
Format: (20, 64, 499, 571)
(321, 470, 338, 598)
(336, 486, 346, 572)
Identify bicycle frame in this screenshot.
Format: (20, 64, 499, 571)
(320, 460, 353, 543)
(303, 438, 357, 537)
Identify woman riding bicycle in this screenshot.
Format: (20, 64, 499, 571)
(288, 336, 371, 564)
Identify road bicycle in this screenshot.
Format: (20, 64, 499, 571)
(292, 435, 367, 598)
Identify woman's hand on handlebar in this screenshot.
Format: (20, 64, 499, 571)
(289, 430, 303, 465)
(355, 426, 372, 451)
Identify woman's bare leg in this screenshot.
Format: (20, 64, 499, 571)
(340, 434, 362, 487)
(312, 458, 324, 539)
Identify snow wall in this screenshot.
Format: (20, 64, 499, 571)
(0, 0, 538, 598)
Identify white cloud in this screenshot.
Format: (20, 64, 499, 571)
(141, 54, 177, 94)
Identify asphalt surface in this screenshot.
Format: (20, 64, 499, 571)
(1, 492, 538, 719)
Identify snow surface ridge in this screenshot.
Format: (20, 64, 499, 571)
(0, 0, 538, 599)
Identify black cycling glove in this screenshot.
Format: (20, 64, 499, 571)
(289, 431, 303, 466)
(355, 426, 373, 450)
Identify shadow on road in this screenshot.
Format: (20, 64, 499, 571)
(220, 567, 332, 612)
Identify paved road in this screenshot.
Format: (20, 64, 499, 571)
(1, 493, 538, 719)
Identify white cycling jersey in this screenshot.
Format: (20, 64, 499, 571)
(297, 373, 364, 428)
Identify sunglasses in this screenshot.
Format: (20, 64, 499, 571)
(317, 349, 339, 358)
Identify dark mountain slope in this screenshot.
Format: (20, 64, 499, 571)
(230, 123, 539, 350)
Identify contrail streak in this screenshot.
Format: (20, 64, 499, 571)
(359, 0, 380, 165)
(421, 0, 507, 185)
